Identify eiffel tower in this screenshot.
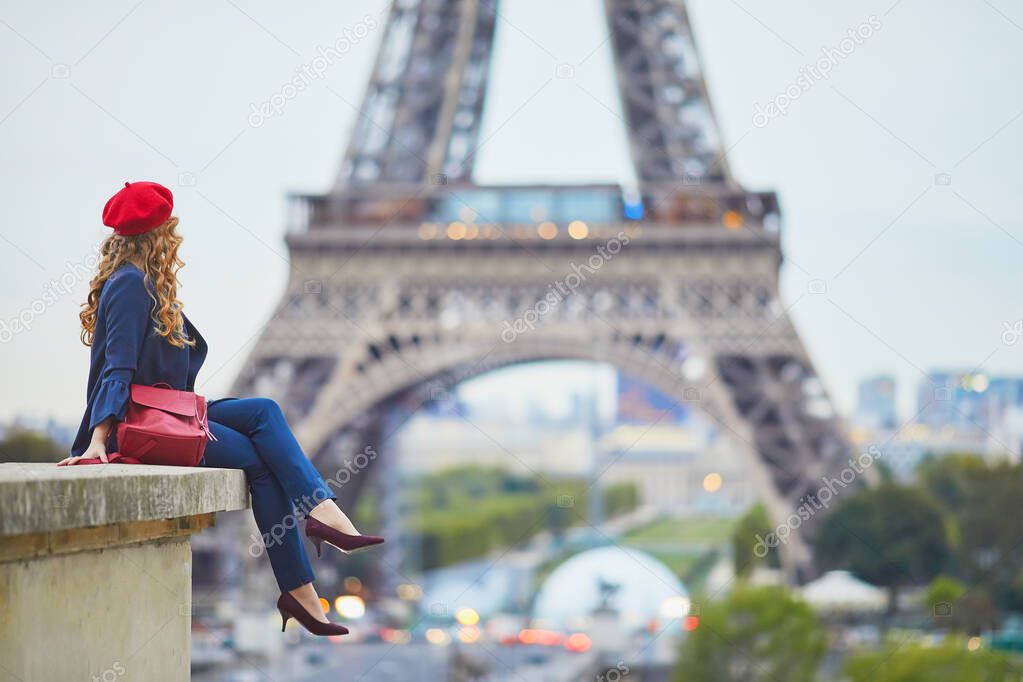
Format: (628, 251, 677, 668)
(230, 0, 857, 582)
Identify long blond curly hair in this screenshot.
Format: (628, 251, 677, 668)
(80, 217, 193, 348)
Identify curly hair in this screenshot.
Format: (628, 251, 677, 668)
(79, 217, 193, 348)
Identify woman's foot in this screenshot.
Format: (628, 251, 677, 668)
(308, 500, 360, 535)
(305, 500, 385, 556)
(279, 584, 349, 636)
(305, 517, 384, 557)
(288, 583, 329, 624)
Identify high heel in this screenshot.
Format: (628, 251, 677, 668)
(277, 592, 349, 637)
(279, 606, 290, 632)
(305, 516, 384, 556)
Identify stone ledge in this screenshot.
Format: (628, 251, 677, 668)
(0, 512, 217, 562)
(0, 462, 249, 536)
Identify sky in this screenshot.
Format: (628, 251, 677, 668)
(0, 0, 1021, 426)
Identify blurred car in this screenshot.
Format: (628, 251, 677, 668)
(485, 613, 527, 645)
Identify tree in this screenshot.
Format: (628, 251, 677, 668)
(913, 455, 1023, 619)
(923, 575, 965, 613)
(674, 585, 826, 682)
(844, 640, 1023, 681)
(950, 589, 1001, 634)
(0, 429, 65, 463)
(916, 452, 988, 513)
(922, 576, 999, 634)
(814, 483, 950, 620)
(732, 503, 781, 578)
(923, 575, 965, 629)
(955, 462, 1023, 612)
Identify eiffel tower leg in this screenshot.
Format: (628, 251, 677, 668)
(713, 349, 860, 581)
(601, 336, 823, 580)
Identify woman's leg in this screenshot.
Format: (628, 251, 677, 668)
(208, 397, 362, 534)
(208, 398, 335, 514)
(202, 419, 325, 618)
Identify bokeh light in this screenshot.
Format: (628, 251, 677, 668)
(334, 595, 365, 619)
(455, 607, 480, 626)
(425, 628, 451, 646)
(568, 220, 589, 239)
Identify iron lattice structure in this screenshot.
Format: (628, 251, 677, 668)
(230, 0, 857, 580)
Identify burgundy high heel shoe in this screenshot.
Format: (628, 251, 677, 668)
(305, 516, 385, 557)
(277, 592, 349, 636)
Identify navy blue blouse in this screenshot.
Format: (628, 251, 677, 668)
(70, 264, 208, 456)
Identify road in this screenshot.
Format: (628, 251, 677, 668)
(194, 642, 592, 682)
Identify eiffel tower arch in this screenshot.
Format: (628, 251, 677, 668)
(230, 0, 857, 581)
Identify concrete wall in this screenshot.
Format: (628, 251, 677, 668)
(2, 538, 192, 681)
(0, 463, 248, 682)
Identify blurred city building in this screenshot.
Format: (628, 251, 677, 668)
(598, 423, 753, 515)
(843, 370, 1023, 481)
(916, 371, 1023, 432)
(849, 422, 1007, 481)
(992, 405, 1023, 460)
(395, 413, 593, 476)
(855, 375, 897, 429)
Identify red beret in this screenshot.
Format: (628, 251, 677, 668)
(102, 181, 174, 236)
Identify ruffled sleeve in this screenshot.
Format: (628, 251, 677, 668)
(88, 270, 152, 429)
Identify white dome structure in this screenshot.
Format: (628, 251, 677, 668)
(532, 546, 689, 632)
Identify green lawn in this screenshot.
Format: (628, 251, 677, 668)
(646, 550, 702, 578)
(620, 516, 735, 593)
(622, 515, 737, 545)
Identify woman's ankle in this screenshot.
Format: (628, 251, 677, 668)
(308, 499, 334, 521)
(289, 583, 328, 622)
(308, 501, 360, 536)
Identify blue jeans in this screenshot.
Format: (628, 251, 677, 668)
(201, 397, 334, 592)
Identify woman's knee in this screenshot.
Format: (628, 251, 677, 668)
(251, 397, 284, 420)
(204, 423, 264, 474)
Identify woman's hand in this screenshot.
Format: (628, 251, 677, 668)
(82, 440, 109, 462)
(58, 441, 110, 466)
(57, 419, 112, 465)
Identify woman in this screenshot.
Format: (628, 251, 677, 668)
(58, 181, 383, 636)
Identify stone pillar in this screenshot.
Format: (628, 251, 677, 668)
(0, 462, 248, 682)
